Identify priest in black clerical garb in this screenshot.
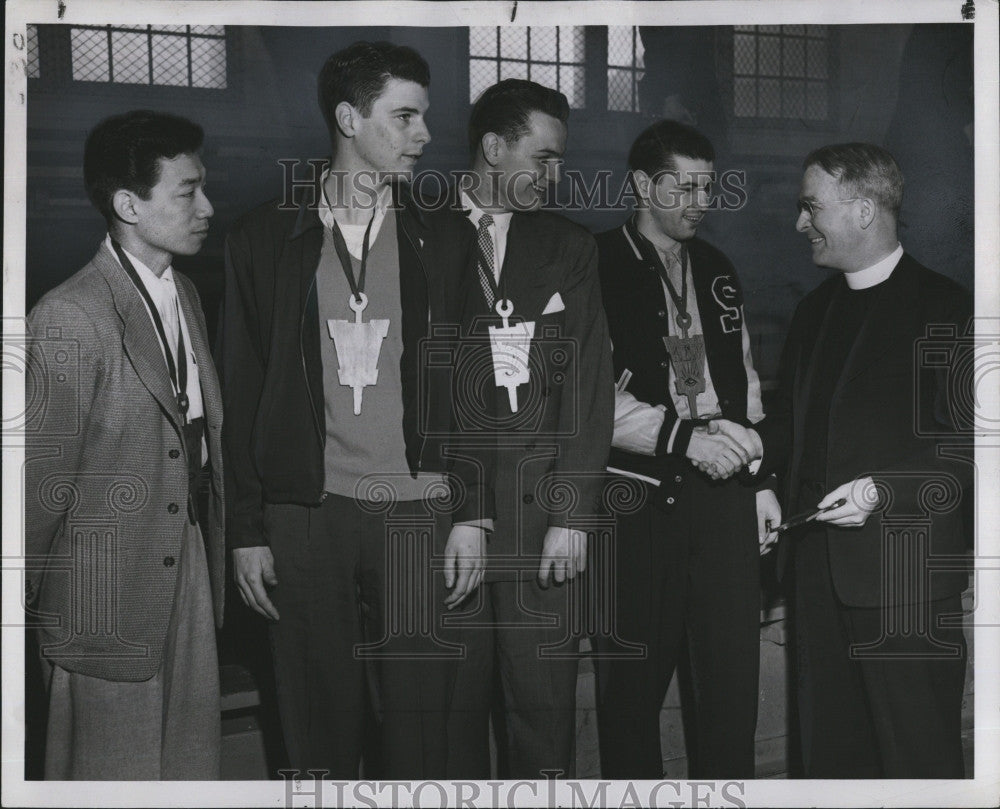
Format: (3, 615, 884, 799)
(746, 143, 972, 778)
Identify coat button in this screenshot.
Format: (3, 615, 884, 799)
(666, 497, 675, 505)
(169, 449, 180, 459)
(674, 475, 683, 483)
(163, 556, 175, 567)
(167, 503, 179, 514)
(657, 309, 667, 318)
(660, 360, 669, 369)
(523, 494, 534, 504)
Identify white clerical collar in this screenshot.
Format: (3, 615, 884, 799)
(105, 234, 175, 291)
(319, 166, 391, 258)
(459, 189, 513, 228)
(844, 243, 903, 290)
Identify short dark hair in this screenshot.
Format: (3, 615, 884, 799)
(317, 41, 430, 140)
(83, 109, 204, 225)
(803, 142, 904, 216)
(468, 79, 569, 155)
(627, 119, 715, 176)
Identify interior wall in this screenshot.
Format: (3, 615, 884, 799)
(24, 23, 974, 379)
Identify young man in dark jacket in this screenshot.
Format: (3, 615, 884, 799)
(221, 41, 476, 779)
(594, 120, 776, 779)
(444, 79, 614, 779)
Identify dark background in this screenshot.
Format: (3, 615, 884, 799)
(24, 24, 974, 382)
(21, 22, 975, 779)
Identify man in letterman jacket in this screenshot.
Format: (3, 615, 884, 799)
(593, 120, 778, 779)
(220, 42, 473, 778)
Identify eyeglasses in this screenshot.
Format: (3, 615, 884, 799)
(796, 197, 862, 218)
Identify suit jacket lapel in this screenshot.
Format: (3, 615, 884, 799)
(501, 214, 551, 318)
(94, 244, 184, 431)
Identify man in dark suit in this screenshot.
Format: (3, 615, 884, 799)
(444, 79, 614, 778)
(593, 120, 777, 779)
(25, 110, 225, 779)
(743, 143, 972, 777)
(221, 42, 474, 779)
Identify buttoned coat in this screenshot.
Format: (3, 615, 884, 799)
(24, 243, 225, 681)
(756, 253, 972, 607)
(451, 209, 615, 578)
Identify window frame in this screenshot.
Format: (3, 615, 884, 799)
(27, 24, 238, 100)
(722, 24, 839, 127)
(467, 25, 595, 110)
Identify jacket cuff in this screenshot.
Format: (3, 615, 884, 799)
(452, 482, 496, 525)
(226, 515, 267, 550)
(755, 472, 778, 494)
(660, 418, 695, 458)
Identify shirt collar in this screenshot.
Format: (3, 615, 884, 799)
(105, 234, 175, 293)
(318, 166, 392, 232)
(844, 243, 903, 290)
(625, 214, 684, 269)
(459, 189, 513, 229)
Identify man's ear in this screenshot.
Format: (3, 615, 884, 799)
(111, 189, 140, 226)
(335, 101, 359, 138)
(631, 170, 652, 205)
(480, 132, 502, 168)
(857, 197, 876, 230)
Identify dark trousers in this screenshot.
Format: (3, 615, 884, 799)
(265, 494, 460, 779)
(595, 474, 761, 779)
(446, 577, 582, 779)
(793, 528, 968, 778)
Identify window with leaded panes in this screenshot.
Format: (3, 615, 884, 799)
(469, 26, 586, 109)
(69, 25, 227, 88)
(732, 25, 829, 120)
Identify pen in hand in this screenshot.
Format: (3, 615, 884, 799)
(765, 497, 848, 534)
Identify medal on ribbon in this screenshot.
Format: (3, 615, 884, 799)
(488, 299, 534, 412)
(662, 333, 706, 417)
(328, 292, 388, 415)
(326, 212, 387, 415)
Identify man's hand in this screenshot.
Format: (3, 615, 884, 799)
(687, 423, 751, 480)
(538, 526, 587, 586)
(443, 524, 487, 609)
(711, 419, 763, 461)
(756, 489, 781, 555)
(814, 477, 878, 527)
(232, 546, 279, 621)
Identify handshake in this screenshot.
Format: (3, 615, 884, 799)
(686, 419, 763, 480)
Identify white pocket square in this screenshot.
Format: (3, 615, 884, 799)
(542, 292, 565, 314)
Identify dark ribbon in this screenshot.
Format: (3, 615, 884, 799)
(627, 217, 693, 334)
(110, 239, 189, 419)
(328, 211, 376, 304)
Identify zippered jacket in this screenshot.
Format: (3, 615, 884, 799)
(219, 181, 470, 549)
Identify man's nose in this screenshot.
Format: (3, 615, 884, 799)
(197, 189, 214, 219)
(795, 209, 810, 232)
(414, 117, 431, 145)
